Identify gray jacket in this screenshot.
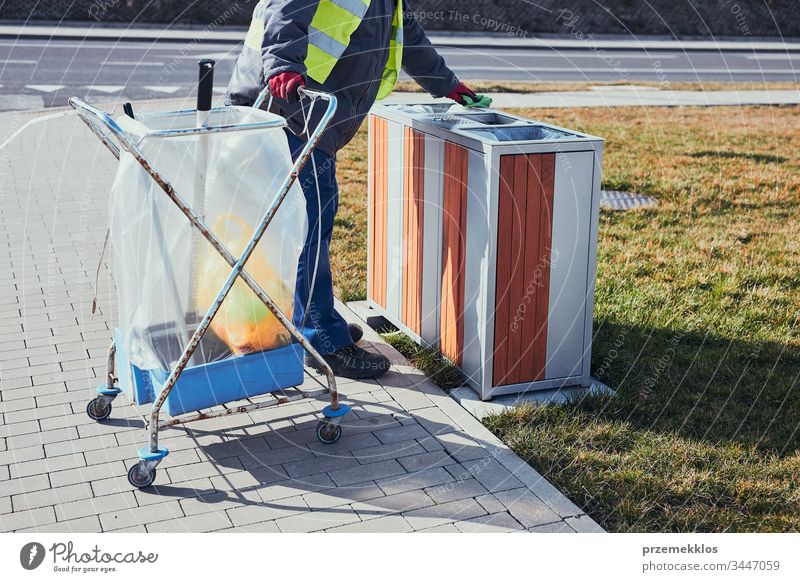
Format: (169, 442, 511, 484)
(225, 0, 459, 156)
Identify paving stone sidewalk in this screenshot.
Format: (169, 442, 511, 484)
(0, 101, 603, 533)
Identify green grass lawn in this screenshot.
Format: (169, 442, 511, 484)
(334, 103, 800, 532)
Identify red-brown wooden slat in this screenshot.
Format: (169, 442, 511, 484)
(412, 130, 425, 334)
(506, 154, 529, 385)
(402, 126, 410, 325)
(492, 155, 515, 386)
(440, 142, 453, 359)
(368, 116, 375, 302)
(441, 141, 468, 365)
(533, 153, 555, 380)
(519, 154, 543, 381)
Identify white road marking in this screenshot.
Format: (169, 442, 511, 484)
(746, 54, 800, 60)
(3, 59, 37, 64)
(85, 85, 124, 93)
(101, 60, 165, 67)
(144, 85, 181, 94)
(439, 49, 678, 59)
(172, 52, 238, 60)
(451, 66, 800, 74)
(25, 84, 66, 93)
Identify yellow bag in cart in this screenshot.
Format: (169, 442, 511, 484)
(196, 214, 294, 354)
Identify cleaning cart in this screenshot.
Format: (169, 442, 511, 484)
(70, 67, 350, 489)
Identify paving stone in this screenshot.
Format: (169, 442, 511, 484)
(351, 439, 426, 465)
(435, 432, 490, 463)
(165, 458, 245, 484)
(0, 496, 10, 515)
(303, 481, 385, 510)
(448, 459, 524, 493)
(475, 493, 506, 515)
(410, 406, 463, 436)
(11, 452, 86, 478)
(424, 478, 488, 504)
(352, 489, 435, 521)
(493, 488, 563, 528)
(564, 514, 605, 533)
(376, 467, 453, 496)
(18, 515, 103, 533)
(283, 454, 359, 479)
(50, 462, 126, 488)
(12, 482, 92, 511)
(455, 512, 525, 533)
(6, 426, 81, 450)
(56, 492, 138, 521)
(0, 506, 56, 532)
(0, 420, 39, 439)
(257, 473, 336, 503)
(219, 520, 282, 532)
(262, 427, 317, 449)
(530, 520, 577, 533)
(44, 432, 119, 457)
(133, 478, 216, 507)
(0, 397, 36, 414)
(226, 496, 308, 526)
(100, 500, 184, 531)
(237, 445, 315, 470)
(373, 422, 430, 444)
(275, 507, 362, 532)
(397, 450, 452, 473)
(147, 511, 233, 533)
(0, 443, 45, 466)
(180, 489, 263, 517)
(327, 514, 413, 533)
(329, 459, 405, 487)
(0, 473, 50, 498)
(403, 497, 486, 531)
(418, 523, 460, 533)
(306, 430, 382, 455)
(209, 465, 289, 491)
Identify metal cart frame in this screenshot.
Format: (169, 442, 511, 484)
(70, 87, 351, 489)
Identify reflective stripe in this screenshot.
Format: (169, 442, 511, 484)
(329, 0, 369, 19)
(308, 25, 348, 58)
(394, 27, 404, 45)
(244, 17, 265, 51)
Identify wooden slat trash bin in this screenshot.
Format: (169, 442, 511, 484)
(367, 103, 604, 400)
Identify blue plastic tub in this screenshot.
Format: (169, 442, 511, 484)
(114, 329, 305, 416)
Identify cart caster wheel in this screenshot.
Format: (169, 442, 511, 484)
(86, 397, 112, 421)
(316, 420, 342, 444)
(127, 463, 157, 489)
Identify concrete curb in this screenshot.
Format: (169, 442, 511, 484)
(3, 23, 800, 52)
(342, 300, 605, 532)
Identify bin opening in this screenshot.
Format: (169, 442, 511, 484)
(462, 125, 580, 142)
(455, 112, 518, 126)
(384, 103, 457, 115)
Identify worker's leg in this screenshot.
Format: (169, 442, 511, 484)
(285, 131, 389, 379)
(287, 132, 353, 355)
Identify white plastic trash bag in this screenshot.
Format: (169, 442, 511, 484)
(109, 106, 307, 371)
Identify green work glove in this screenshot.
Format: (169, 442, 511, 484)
(462, 93, 493, 108)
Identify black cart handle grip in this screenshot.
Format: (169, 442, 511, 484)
(197, 59, 216, 112)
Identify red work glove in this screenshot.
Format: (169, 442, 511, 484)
(447, 81, 477, 105)
(269, 71, 305, 102)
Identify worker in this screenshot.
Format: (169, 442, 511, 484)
(226, 0, 487, 379)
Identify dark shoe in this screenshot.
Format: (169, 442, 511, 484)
(306, 344, 389, 380)
(348, 322, 364, 344)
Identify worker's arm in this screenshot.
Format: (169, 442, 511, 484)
(400, 1, 459, 98)
(258, 0, 320, 82)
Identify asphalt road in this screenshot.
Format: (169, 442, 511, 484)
(1, 36, 799, 111)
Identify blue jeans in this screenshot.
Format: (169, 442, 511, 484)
(286, 131, 353, 355)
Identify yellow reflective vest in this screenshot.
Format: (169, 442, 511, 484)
(304, 0, 403, 99)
